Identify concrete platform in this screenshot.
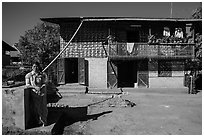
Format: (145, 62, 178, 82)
(2, 85, 113, 131)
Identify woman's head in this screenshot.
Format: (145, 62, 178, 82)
(32, 62, 42, 72)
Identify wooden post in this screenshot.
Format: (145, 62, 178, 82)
(188, 75, 193, 94)
(149, 27, 151, 36)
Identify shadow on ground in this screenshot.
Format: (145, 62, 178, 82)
(47, 106, 112, 135)
(24, 89, 63, 130)
(24, 88, 112, 134)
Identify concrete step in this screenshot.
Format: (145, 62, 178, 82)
(57, 83, 86, 90)
(57, 83, 87, 95)
(88, 88, 122, 94)
(57, 84, 122, 95)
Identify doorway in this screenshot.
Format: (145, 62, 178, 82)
(118, 61, 137, 88)
(65, 58, 78, 83)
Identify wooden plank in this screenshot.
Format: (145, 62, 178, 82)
(78, 58, 85, 85)
(137, 60, 149, 88)
(107, 61, 118, 88)
(57, 59, 65, 84)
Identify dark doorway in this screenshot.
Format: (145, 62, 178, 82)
(65, 58, 78, 83)
(127, 30, 140, 42)
(118, 61, 137, 88)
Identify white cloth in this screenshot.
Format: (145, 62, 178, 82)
(127, 43, 135, 53)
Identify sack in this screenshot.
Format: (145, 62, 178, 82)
(46, 82, 62, 103)
(46, 82, 59, 95)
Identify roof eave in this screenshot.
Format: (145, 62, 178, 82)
(40, 17, 202, 24)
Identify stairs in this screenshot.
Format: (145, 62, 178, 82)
(57, 83, 86, 95)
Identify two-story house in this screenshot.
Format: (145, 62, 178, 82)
(41, 17, 201, 89)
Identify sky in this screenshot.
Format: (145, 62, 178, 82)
(2, 2, 201, 46)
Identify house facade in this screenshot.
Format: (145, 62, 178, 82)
(41, 17, 201, 89)
(2, 41, 20, 66)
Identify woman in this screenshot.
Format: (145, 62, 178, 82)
(25, 62, 48, 126)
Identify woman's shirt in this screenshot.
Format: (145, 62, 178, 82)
(25, 71, 48, 87)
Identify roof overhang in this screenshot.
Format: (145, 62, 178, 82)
(2, 41, 18, 51)
(41, 17, 202, 24)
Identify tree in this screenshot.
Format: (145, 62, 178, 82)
(192, 4, 202, 19)
(188, 4, 202, 93)
(17, 22, 60, 69)
(191, 4, 202, 71)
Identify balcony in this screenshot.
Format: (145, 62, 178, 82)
(108, 42, 195, 59)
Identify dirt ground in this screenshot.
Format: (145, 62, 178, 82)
(2, 86, 202, 135)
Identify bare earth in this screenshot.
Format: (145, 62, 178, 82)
(2, 86, 202, 135)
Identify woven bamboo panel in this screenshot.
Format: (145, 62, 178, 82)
(60, 41, 108, 58)
(61, 22, 108, 42)
(137, 44, 148, 56)
(148, 45, 158, 56)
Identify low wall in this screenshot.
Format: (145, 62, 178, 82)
(149, 71, 184, 88)
(149, 77, 184, 88)
(2, 87, 25, 129)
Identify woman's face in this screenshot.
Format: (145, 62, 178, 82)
(32, 64, 39, 72)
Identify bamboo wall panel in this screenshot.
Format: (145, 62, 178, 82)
(60, 40, 108, 58)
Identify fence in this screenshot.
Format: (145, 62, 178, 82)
(109, 42, 195, 59)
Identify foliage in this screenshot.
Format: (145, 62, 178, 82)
(17, 22, 60, 69)
(191, 4, 202, 71)
(195, 33, 202, 59)
(192, 4, 202, 19)
(192, 4, 202, 60)
(2, 67, 31, 82)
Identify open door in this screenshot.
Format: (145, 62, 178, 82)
(66, 58, 78, 83)
(57, 58, 79, 84)
(57, 58, 66, 84)
(107, 61, 118, 88)
(137, 60, 149, 88)
(117, 61, 137, 88)
(78, 58, 88, 86)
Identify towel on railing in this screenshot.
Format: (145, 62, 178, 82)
(127, 43, 135, 54)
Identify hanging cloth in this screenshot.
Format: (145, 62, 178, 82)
(127, 43, 135, 54)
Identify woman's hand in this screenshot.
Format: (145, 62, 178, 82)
(35, 86, 41, 91)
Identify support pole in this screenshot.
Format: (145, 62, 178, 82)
(101, 38, 123, 93)
(189, 75, 193, 94)
(42, 20, 84, 72)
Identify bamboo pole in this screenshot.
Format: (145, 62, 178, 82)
(42, 20, 84, 72)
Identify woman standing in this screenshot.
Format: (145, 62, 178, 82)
(25, 62, 48, 126)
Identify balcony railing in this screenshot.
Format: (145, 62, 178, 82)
(108, 42, 195, 59)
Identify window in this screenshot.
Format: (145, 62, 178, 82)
(158, 61, 172, 77)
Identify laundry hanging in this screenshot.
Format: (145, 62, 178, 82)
(127, 43, 135, 54)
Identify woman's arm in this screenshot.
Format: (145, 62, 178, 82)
(25, 73, 32, 88)
(25, 77, 31, 87)
(25, 77, 37, 89)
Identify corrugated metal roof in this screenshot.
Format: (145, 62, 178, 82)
(41, 17, 202, 24)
